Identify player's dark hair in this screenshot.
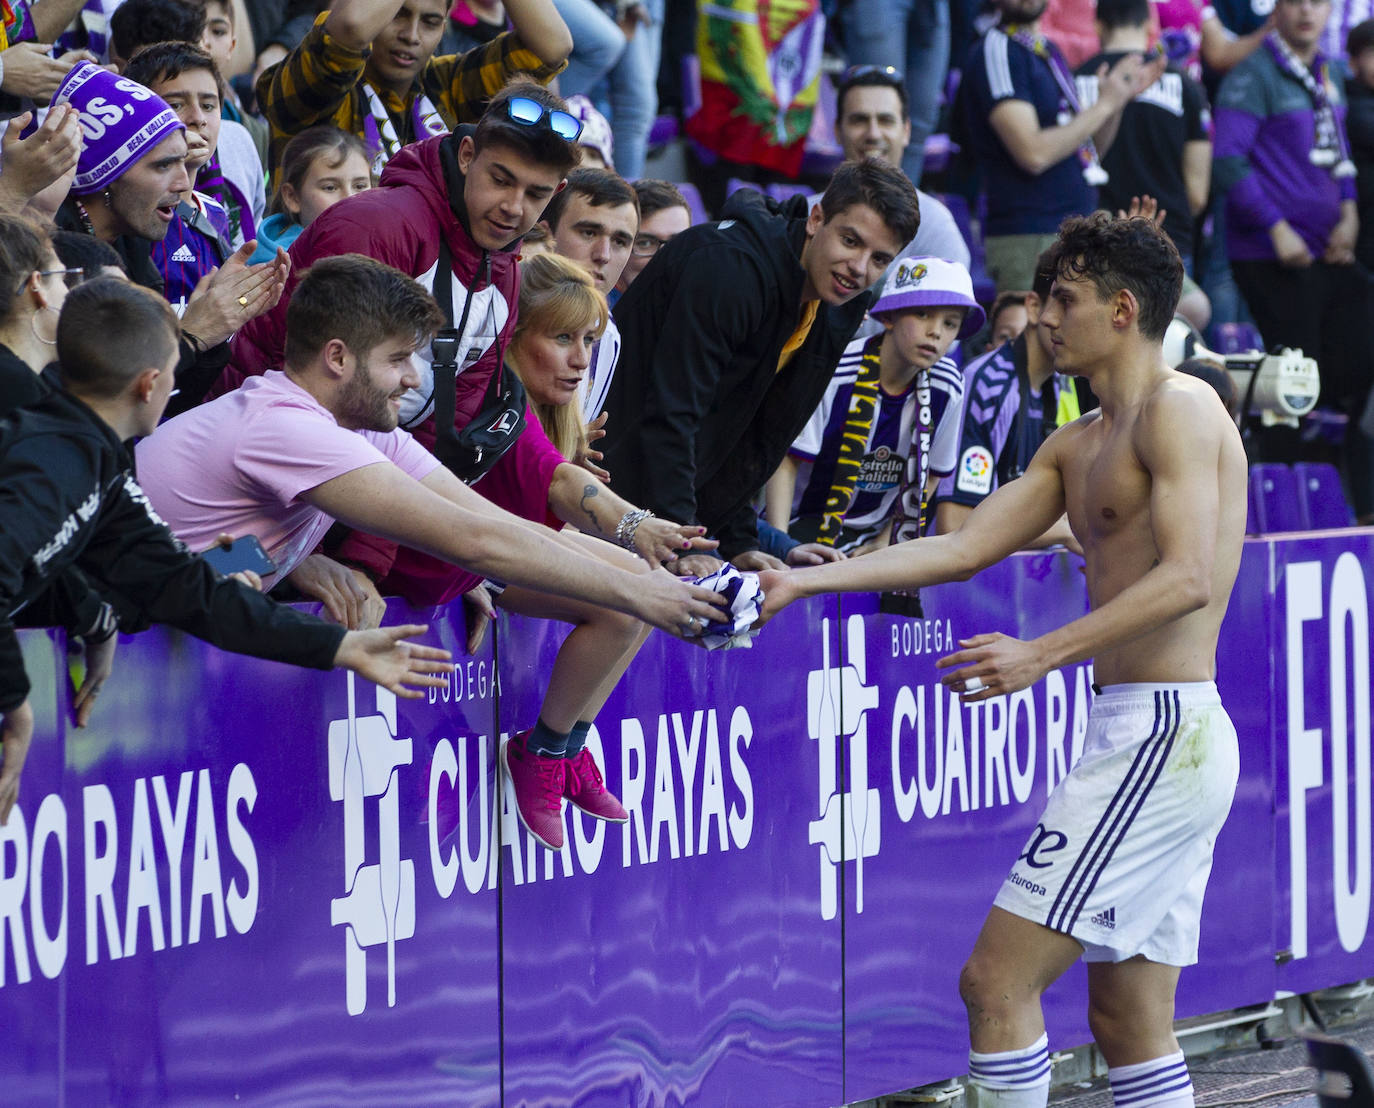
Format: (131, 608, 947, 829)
(110, 0, 206, 63)
(58, 279, 180, 397)
(285, 254, 444, 369)
(1045, 211, 1183, 341)
(818, 157, 921, 247)
(539, 167, 639, 233)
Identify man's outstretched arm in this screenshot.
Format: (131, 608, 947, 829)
(940, 386, 1228, 698)
(304, 460, 728, 635)
(760, 432, 1071, 617)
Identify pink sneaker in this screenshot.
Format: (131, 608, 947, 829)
(501, 731, 566, 850)
(564, 748, 629, 823)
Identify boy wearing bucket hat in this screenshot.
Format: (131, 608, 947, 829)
(767, 255, 982, 556)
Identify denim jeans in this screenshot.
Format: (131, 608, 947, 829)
(555, 0, 627, 95)
(840, 0, 950, 185)
(603, 0, 663, 179)
(555, 0, 660, 179)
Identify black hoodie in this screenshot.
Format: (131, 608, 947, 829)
(605, 189, 876, 558)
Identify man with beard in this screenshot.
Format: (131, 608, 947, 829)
(137, 254, 725, 640)
(956, 0, 1164, 290)
(0, 277, 455, 826)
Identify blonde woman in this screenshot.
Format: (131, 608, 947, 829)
(496, 253, 721, 850)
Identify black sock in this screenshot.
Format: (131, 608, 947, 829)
(565, 721, 592, 757)
(526, 718, 569, 758)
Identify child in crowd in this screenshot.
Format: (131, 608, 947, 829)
(766, 256, 982, 556)
(565, 94, 615, 169)
(986, 289, 1030, 349)
(250, 126, 373, 264)
(196, 0, 272, 162)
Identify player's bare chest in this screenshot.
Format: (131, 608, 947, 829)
(1064, 425, 1152, 538)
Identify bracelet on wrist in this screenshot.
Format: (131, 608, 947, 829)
(614, 508, 654, 550)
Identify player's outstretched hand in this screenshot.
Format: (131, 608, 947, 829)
(756, 567, 798, 625)
(334, 624, 453, 698)
(0, 698, 35, 826)
(937, 632, 1047, 701)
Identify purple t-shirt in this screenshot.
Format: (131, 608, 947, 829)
(136, 371, 440, 587)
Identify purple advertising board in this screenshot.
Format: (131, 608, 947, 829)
(1, 534, 1370, 1105)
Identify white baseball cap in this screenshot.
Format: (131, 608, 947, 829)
(871, 255, 986, 339)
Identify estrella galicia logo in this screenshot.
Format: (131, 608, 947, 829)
(1018, 823, 1068, 869)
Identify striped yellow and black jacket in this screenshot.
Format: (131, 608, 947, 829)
(254, 12, 564, 179)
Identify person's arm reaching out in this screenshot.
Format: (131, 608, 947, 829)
(499, 0, 572, 67)
(545, 463, 717, 566)
(759, 425, 1072, 616)
(302, 460, 728, 634)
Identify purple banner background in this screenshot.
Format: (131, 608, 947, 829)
(2, 534, 1371, 1106)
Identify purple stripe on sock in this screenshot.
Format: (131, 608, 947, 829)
(1112, 1062, 1190, 1091)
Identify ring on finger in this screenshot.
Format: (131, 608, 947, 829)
(964, 676, 985, 693)
(237, 295, 249, 307)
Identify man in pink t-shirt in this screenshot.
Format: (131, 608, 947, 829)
(138, 369, 441, 592)
(137, 254, 727, 851)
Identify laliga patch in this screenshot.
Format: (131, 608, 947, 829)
(956, 446, 994, 495)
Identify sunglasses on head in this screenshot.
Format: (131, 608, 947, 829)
(506, 96, 584, 142)
(840, 63, 905, 85)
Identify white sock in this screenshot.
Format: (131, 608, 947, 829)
(1108, 1051, 1194, 1108)
(968, 1033, 1051, 1108)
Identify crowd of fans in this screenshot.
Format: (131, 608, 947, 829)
(0, 0, 1369, 834)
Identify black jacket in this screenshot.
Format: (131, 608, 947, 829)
(605, 190, 875, 558)
(0, 390, 345, 712)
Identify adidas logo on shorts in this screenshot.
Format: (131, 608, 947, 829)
(1089, 906, 1117, 930)
(170, 244, 197, 263)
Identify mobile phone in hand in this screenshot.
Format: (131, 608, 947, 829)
(201, 535, 277, 577)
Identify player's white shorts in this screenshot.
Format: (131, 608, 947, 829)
(993, 681, 1239, 966)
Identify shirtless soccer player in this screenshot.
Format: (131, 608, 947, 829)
(761, 211, 1247, 1108)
